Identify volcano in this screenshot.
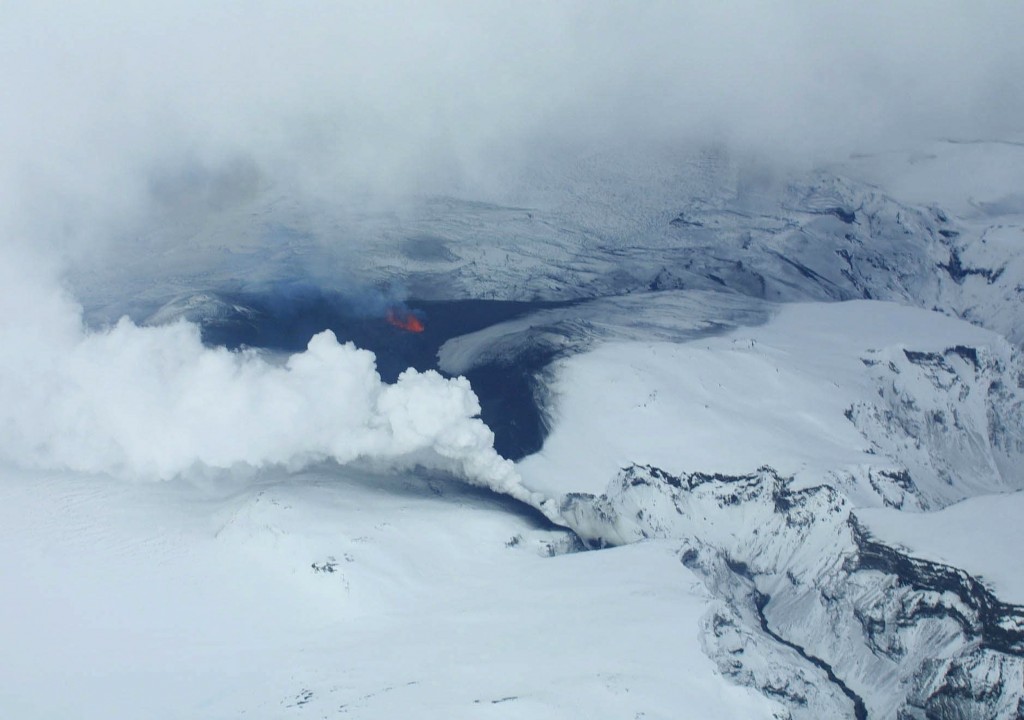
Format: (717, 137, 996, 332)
(386, 307, 424, 333)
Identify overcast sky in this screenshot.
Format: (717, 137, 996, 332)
(1, 1, 1022, 256)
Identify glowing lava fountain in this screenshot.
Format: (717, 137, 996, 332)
(386, 307, 425, 333)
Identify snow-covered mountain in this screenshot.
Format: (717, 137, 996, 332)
(5, 2, 1024, 716)
(1, 129, 1022, 719)
(27, 139, 1019, 719)
(510, 296, 1024, 719)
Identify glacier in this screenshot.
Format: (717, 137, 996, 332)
(5, 3, 1024, 717)
(8, 138, 1012, 719)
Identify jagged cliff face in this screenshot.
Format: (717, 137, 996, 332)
(560, 465, 1024, 720)
(843, 342, 1024, 510)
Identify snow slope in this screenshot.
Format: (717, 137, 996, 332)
(518, 299, 1022, 508)
(0, 464, 778, 720)
(858, 491, 1024, 605)
(506, 298, 1024, 719)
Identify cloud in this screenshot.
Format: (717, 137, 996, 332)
(3, 2, 1022, 226)
(0, 247, 558, 517)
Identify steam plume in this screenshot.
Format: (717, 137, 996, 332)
(0, 252, 559, 521)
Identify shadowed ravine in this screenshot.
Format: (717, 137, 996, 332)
(754, 591, 868, 720)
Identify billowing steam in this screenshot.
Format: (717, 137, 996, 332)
(0, 251, 560, 522)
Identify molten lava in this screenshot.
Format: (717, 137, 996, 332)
(386, 307, 425, 333)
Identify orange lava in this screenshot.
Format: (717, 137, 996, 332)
(386, 308, 425, 333)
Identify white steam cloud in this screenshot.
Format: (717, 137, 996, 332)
(0, 249, 559, 518)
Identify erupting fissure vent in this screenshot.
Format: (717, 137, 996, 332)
(386, 307, 425, 333)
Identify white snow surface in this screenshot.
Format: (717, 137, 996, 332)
(858, 491, 1024, 604)
(518, 300, 1005, 500)
(0, 464, 777, 720)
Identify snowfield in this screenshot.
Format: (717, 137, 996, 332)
(0, 465, 778, 719)
(518, 299, 1019, 505)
